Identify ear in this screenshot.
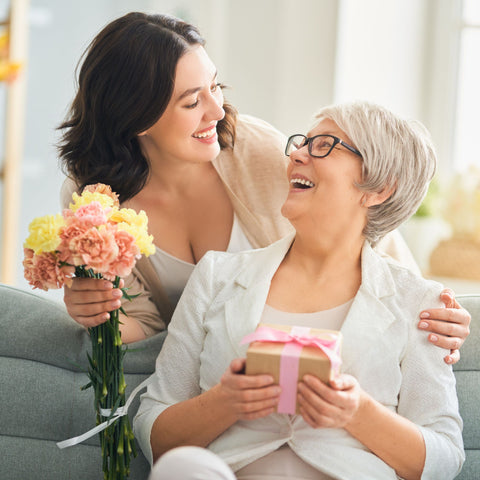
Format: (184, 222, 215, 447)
(137, 131, 147, 137)
(362, 186, 395, 208)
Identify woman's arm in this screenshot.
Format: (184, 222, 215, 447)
(297, 375, 425, 480)
(150, 358, 280, 462)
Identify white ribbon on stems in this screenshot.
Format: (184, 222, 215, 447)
(56, 376, 152, 449)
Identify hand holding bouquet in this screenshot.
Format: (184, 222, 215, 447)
(23, 183, 155, 479)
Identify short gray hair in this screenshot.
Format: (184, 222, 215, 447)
(315, 101, 436, 246)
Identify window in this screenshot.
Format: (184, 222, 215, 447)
(453, 0, 480, 172)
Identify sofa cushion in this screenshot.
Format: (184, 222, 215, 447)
(0, 284, 166, 480)
(453, 295, 480, 479)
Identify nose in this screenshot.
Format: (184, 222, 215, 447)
(288, 146, 310, 165)
(206, 89, 225, 122)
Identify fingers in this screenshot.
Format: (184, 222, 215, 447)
(419, 306, 471, 327)
(439, 288, 462, 309)
(444, 349, 460, 366)
(63, 278, 123, 327)
(418, 319, 467, 345)
(67, 277, 114, 292)
(229, 358, 246, 374)
(418, 303, 471, 363)
(220, 359, 281, 420)
(297, 374, 360, 429)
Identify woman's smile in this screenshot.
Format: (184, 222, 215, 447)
(289, 175, 315, 190)
(192, 124, 218, 144)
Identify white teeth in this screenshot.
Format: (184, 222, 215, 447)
(290, 178, 315, 188)
(193, 126, 216, 138)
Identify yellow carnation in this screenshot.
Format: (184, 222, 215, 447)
(69, 191, 116, 212)
(116, 221, 155, 257)
(24, 214, 65, 254)
(109, 208, 149, 228)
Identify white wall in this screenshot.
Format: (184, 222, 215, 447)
(194, 0, 339, 134)
(334, 0, 430, 119)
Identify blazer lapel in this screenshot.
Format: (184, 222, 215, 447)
(225, 234, 295, 356)
(340, 242, 398, 372)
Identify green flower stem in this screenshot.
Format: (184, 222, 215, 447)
(77, 267, 135, 480)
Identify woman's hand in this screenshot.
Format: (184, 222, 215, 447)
(418, 288, 471, 364)
(218, 358, 281, 421)
(63, 277, 123, 328)
(297, 373, 362, 429)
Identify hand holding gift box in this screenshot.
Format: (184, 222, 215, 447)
(241, 323, 342, 414)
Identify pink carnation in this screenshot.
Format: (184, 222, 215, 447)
(58, 217, 92, 264)
(23, 248, 75, 290)
(68, 224, 119, 274)
(103, 229, 140, 280)
(74, 201, 109, 226)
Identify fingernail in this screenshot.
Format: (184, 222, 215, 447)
(445, 356, 453, 364)
(418, 321, 429, 329)
(112, 289, 122, 298)
(429, 334, 439, 343)
(420, 312, 430, 319)
(331, 379, 342, 389)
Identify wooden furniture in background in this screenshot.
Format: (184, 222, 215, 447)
(0, 0, 29, 284)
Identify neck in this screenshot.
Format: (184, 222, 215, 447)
(148, 159, 215, 193)
(287, 227, 365, 280)
(138, 136, 217, 194)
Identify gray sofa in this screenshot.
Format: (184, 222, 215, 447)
(0, 283, 478, 479)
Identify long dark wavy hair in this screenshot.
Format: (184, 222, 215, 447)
(58, 12, 237, 203)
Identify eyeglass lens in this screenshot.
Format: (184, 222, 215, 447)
(286, 135, 336, 158)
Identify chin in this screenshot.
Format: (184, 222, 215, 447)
(280, 202, 297, 221)
(204, 142, 221, 160)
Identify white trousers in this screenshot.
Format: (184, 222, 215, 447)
(149, 446, 236, 480)
(148, 445, 333, 480)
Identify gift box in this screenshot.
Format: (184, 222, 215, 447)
(242, 323, 342, 415)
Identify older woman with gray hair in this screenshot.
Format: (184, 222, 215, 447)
(134, 101, 464, 480)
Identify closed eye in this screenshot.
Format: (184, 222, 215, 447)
(185, 100, 199, 109)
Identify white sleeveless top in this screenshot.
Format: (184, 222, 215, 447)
(261, 299, 354, 331)
(149, 214, 253, 306)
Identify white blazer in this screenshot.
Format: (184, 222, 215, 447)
(134, 234, 464, 480)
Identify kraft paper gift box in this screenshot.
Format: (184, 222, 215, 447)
(242, 323, 342, 415)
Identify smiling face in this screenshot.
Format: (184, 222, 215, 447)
(281, 118, 366, 235)
(138, 45, 225, 166)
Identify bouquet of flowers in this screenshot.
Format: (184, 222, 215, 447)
(23, 183, 155, 480)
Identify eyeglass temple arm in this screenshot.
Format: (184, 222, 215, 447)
(339, 140, 362, 157)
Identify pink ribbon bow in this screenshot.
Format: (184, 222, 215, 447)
(241, 325, 341, 414)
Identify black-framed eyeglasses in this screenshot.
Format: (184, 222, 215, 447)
(285, 134, 362, 159)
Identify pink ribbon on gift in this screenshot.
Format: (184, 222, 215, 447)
(241, 325, 341, 414)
